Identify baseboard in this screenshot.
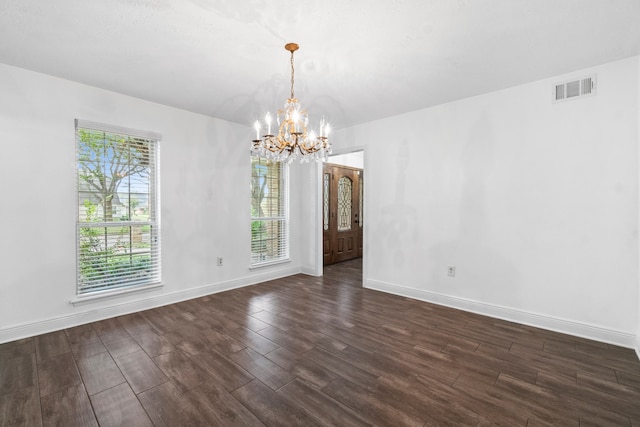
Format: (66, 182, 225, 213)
(366, 279, 637, 349)
(0, 265, 300, 344)
(300, 265, 322, 276)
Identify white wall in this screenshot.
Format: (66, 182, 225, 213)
(2, 56, 639, 350)
(0, 63, 304, 343)
(298, 161, 323, 276)
(327, 151, 364, 169)
(637, 56, 640, 358)
(334, 56, 640, 347)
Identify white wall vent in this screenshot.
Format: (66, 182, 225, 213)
(553, 75, 596, 103)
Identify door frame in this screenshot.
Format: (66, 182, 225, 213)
(315, 147, 366, 283)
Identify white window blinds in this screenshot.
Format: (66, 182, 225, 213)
(250, 157, 289, 266)
(75, 119, 161, 296)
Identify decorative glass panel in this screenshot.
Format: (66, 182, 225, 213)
(359, 175, 363, 227)
(323, 173, 330, 231)
(337, 176, 352, 231)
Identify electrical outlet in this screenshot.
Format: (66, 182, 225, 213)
(447, 265, 456, 277)
(217, 257, 223, 266)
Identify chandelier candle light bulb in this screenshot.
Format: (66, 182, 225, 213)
(251, 43, 332, 163)
(265, 112, 272, 135)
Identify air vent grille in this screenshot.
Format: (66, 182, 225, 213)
(553, 75, 596, 103)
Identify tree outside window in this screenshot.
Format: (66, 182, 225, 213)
(76, 122, 160, 295)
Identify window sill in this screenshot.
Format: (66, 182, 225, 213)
(249, 258, 291, 270)
(70, 283, 163, 306)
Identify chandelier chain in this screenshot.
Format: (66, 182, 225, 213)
(290, 50, 295, 99)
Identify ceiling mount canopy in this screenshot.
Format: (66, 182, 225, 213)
(284, 42, 298, 52)
(251, 42, 331, 163)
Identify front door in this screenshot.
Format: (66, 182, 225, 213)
(323, 163, 363, 265)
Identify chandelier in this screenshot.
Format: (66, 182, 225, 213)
(251, 43, 331, 163)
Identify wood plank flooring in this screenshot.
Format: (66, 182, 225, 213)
(2, 258, 640, 426)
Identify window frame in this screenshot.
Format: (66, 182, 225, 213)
(250, 156, 290, 268)
(75, 119, 161, 298)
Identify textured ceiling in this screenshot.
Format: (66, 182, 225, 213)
(1, 0, 639, 129)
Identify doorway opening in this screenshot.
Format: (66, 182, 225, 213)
(322, 151, 364, 269)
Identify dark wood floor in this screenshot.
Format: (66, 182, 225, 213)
(2, 258, 640, 426)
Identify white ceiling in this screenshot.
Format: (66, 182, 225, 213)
(1, 0, 639, 129)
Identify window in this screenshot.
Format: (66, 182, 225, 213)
(76, 120, 161, 296)
(250, 157, 289, 266)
